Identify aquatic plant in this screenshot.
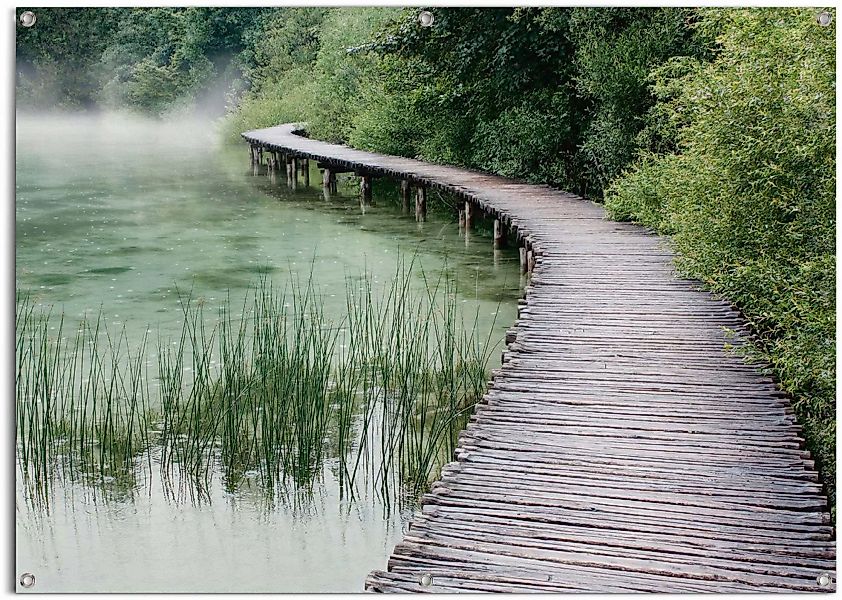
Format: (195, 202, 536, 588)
(16, 291, 155, 504)
(16, 258, 501, 509)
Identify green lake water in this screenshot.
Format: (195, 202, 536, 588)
(15, 114, 522, 592)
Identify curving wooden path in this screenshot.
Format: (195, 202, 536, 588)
(243, 124, 835, 593)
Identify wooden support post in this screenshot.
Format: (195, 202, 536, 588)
(519, 247, 528, 274)
(291, 157, 299, 180)
(286, 157, 296, 190)
(526, 249, 535, 273)
(249, 145, 255, 165)
(458, 208, 466, 231)
(415, 186, 427, 222)
(464, 200, 473, 229)
(493, 219, 503, 249)
(257, 147, 264, 165)
(322, 168, 337, 194)
(302, 159, 310, 186)
(400, 180, 411, 213)
(360, 174, 372, 203)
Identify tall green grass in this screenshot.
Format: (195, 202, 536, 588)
(16, 258, 500, 509)
(16, 291, 154, 502)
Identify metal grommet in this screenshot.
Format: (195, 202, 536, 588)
(20, 573, 36, 589)
(817, 572, 833, 587)
(816, 11, 832, 26)
(419, 573, 433, 587)
(418, 11, 434, 28)
(19, 11, 36, 27)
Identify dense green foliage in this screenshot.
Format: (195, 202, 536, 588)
(17, 7, 836, 507)
(17, 7, 272, 112)
(605, 8, 836, 509)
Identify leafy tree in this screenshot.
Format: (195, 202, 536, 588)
(306, 8, 401, 143)
(566, 8, 707, 195)
(17, 7, 274, 114)
(16, 7, 120, 109)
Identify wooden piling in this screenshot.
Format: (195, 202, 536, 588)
(286, 157, 296, 190)
(464, 200, 473, 229)
(400, 180, 411, 213)
(526, 249, 535, 273)
(360, 174, 373, 203)
(415, 186, 427, 222)
(518, 247, 528, 274)
(302, 159, 310, 186)
(458, 208, 466, 230)
(321, 168, 337, 194)
(493, 219, 504, 249)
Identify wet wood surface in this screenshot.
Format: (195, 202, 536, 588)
(243, 124, 835, 593)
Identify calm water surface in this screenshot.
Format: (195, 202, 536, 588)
(15, 114, 521, 592)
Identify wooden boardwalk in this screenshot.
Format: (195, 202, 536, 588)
(243, 124, 835, 593)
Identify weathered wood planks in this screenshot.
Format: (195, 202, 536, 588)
(242, 124, 835, 593)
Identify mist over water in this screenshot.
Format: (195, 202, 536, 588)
(16, 112, 521, 592)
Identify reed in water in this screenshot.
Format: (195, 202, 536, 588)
(16, 256, 500, 508)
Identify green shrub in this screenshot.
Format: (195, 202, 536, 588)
(221, 67, 315, 140)
(470, 93, 572, 185)
(347, 88, 422, 158)
(569, 7, 705, 194)
(305, 8, 401, 143)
